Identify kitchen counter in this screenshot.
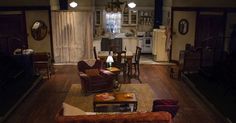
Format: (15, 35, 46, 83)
(93, 36, 139, 54)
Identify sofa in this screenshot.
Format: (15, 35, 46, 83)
(55, 108, 172, 123)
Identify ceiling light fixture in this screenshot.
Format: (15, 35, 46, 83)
(105, 0, 124, 13)
(128, 1, 136, 8)
(69, 1, 78, 8)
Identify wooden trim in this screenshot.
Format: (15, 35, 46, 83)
(22, 11, 28, 48)
(48, 10, 55, 63)
(172, 7, 236, 12)
(194, 11, 200, 47)
(170, 7, 174, 61)
(0, 6, 50, 11)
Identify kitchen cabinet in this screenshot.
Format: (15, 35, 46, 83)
(138, 10, 154, 26)
(122, 10, 138, 26)
(122, 38, 138, 53)
(93, 37, 138, 54)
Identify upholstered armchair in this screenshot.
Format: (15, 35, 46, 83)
(77, 60, 115, 95)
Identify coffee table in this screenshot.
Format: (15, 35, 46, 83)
(93, 92, 137, 112)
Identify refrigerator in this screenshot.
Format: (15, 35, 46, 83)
(152, 29, 169, 62)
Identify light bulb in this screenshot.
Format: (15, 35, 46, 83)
(128, 2, 136, 8)
(69, 1, 78, 8)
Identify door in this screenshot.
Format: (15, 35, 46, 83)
(195, 13, 225, 65)
(0, 14, 27, 55)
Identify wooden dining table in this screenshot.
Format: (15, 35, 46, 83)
(97, 51, 133, 80)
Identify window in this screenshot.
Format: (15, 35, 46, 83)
(103, 11, 121, 34)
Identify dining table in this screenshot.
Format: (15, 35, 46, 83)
(97, 51, 133, 81)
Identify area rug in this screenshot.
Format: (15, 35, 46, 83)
(64, 84, 156, 112)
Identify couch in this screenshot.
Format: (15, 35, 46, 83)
(55, 108, 172, 123)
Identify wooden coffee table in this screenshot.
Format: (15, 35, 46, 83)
(93, 92, 137, 112)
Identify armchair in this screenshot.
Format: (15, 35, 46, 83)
(77, 60, 115, 95)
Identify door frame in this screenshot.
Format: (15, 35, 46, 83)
(170, 7, 236, 62)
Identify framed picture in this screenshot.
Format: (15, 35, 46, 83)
(178, 19, 189, 35)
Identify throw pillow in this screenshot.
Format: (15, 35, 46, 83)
(85, 69, 100, 77)
(63, 102, 86, 116)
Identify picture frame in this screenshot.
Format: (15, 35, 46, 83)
(178, 19, 189, 35)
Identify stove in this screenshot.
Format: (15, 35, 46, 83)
(138, 37, 152, 53)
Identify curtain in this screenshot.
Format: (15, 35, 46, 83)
(52, 11, 93, 63)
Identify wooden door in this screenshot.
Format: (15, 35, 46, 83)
(195, 13, 225, 65)
(0, 14, 27, 55)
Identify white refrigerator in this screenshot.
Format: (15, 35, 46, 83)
(152, 29, 169, 62)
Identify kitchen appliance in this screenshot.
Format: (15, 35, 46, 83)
(137, 32, 152, 53)
(152, 29, 168, 61)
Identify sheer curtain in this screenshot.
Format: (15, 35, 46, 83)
(51, 11, 93, 63)
(103, 11, 121, 33)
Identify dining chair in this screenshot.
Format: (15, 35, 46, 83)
(93, 46, 98, 60)
(32, 52, 53, 79)
(113, 51, 128, 82)
(131, 46, 142, 83)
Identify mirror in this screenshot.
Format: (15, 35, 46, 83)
(178, 19, 189, 35)
(31, 20, 47, 41)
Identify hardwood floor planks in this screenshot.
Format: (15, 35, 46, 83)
(4, 64, 227, 123)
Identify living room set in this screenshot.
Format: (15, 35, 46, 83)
(55, 57, 179, 123)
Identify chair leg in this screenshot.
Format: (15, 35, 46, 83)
(137, 64, 140, 76)
(134, 64, 137, 76)
(137, 64, 142, 83)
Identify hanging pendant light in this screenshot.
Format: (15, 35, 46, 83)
(69, 1, 78, 8)
(128, 1, 136, 8)
(105, 0, 124, 13)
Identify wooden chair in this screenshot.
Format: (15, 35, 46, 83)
(32, 52, 53, 79)
(93, 46, 98, 60)
(131, 46, 142, 83)
(113, 51, 128, 82)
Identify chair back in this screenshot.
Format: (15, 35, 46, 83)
(115, 51, 126, 64)
(32, 52, 51, 62)
(93, 47, 98, 60)
(77, 60, 102, 73)
(134, 47, 142, 63)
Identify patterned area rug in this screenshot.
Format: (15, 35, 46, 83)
(64, 84, 156, 112)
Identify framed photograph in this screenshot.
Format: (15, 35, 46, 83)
(178, 19, 189, 35)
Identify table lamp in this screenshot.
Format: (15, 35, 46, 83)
(106, 55, 114, 68)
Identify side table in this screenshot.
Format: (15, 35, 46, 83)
(106, 67, 121, 90)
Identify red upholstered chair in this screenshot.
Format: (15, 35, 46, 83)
(152, 99, 179, 118)
(77, 60, 115, 95)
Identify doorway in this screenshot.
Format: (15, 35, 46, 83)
(0, 14, 27, 55)
(195, 12, 225, 65)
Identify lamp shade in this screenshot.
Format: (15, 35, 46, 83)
(128, 2, 136, 8)
(106, 55, 114, 63)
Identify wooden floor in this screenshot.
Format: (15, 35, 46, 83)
(4, 65, 227, 123)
